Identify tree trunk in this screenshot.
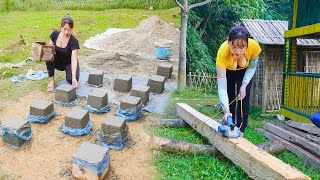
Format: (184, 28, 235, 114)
(158, 119, 189, 128)
(177, 1, 188, 88)
(149, 135, 218, 156)
(150, 135, 285, 156)
(256, 140, 286, 155)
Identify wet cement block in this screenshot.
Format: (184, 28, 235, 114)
(30, 100, 54, 116)
(88, 70, 104, 86)
(101, 115, 127, 141)
(72, 142, 110, 180)
(120, 95, 141, 110)
(2, 116, 30, 147)
(130, 85, 150, 105)
(156, 63, 173, 79)
(87, 88, 108, 110)
(113, 74, 132, 92)
(65, 108, 89, 129)
(147, 75, 166, 94)
(55, 84, 76, 103)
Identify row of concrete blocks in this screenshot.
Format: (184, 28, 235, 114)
(87, 63, 173, 92)
(55, 84, 143, 111)
(114, 63, 173, 94)
(2, 100, 128, 148)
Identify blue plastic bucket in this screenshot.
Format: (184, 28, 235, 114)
(156, 46, 171, 60)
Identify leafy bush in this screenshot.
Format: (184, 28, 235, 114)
(186, 25, 215, 74)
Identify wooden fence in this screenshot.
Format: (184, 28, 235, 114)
(187, 72, 217, 93)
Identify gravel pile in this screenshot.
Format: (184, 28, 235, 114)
(95, 16, 180, 59)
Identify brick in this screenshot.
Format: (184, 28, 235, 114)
(72, 142, 109, 180)
(113, 74, 132, 92)
(156, 63, 173, 79)
(87, 88, 108, 110)
(55, 84, 76, 103)
(120, 95, 141, 110)
(30, 100, 54, 117)
(130, 85, 150, 105)
(65, 108, 89, 129)
(101, 115, 127, 142)
(2, 116, 30, 147)
(88, 70, 104, 86)
(147, 75, 166, 94)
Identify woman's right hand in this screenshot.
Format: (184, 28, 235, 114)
(222, 112, 232, 125)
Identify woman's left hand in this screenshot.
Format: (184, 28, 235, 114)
(238, 84, 247, 100)
(72, 77, 78, 88)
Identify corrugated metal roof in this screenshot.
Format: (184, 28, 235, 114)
(241, 19, 320, 46)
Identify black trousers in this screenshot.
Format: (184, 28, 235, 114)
(46, 61, 80, 84)
(226, 68, 253, 132)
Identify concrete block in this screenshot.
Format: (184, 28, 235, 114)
(88, 70, 104, 86)
(113, 74, 132, 92)
(55, 84, 76, 103)
(156, 63, 173, 79)
(87, 88, 108, 110)
(72, 142, 109, 180)
(65, 108, 89, 129)
(120, 95, 141, 110)
(101, 115, 127, 141)
(147, 75, 166, 94)
(30, 100, 54, 116)
(2, 116, 30, 147)
(130, 85, 150, 105)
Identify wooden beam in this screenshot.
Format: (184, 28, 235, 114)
(285, 120, 320, 136)
(263, 123, 320, 157)
(256, 128, 320, 171)
(176, 103, 310, 180)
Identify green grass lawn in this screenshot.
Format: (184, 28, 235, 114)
(0, 8, 180, 64)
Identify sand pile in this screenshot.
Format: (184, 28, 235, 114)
(95, 16, 180, 59)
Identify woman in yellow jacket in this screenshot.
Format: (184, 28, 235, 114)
(216, 25, 261, 137)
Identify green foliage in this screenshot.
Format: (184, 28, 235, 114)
(0, 0, 176, 12)
(187, 0, 239, 68)
(186, 25, 215, 74)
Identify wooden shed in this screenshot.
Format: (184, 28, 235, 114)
(280, 0, 320, 123)
(241, 19, 320, 113)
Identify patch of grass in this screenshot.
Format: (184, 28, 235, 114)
(0, 0, 176, 12)
(277, 151, 320, 180)
(163, 86, 220, 118)
(153, 127, 210, 145)
(155, 152, 249, 180)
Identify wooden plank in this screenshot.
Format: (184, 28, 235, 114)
(176, 103, 310, 180)
(256, 128, 320, 171)
(263, 123, 320, 158)
(277, 124, 320, 145)
(285, 120, 320, 136)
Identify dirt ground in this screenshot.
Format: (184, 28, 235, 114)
(0, 16, 179, 179)
(0, 90, 158, 179)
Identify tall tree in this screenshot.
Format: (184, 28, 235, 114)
(175, 0, 212, 88)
